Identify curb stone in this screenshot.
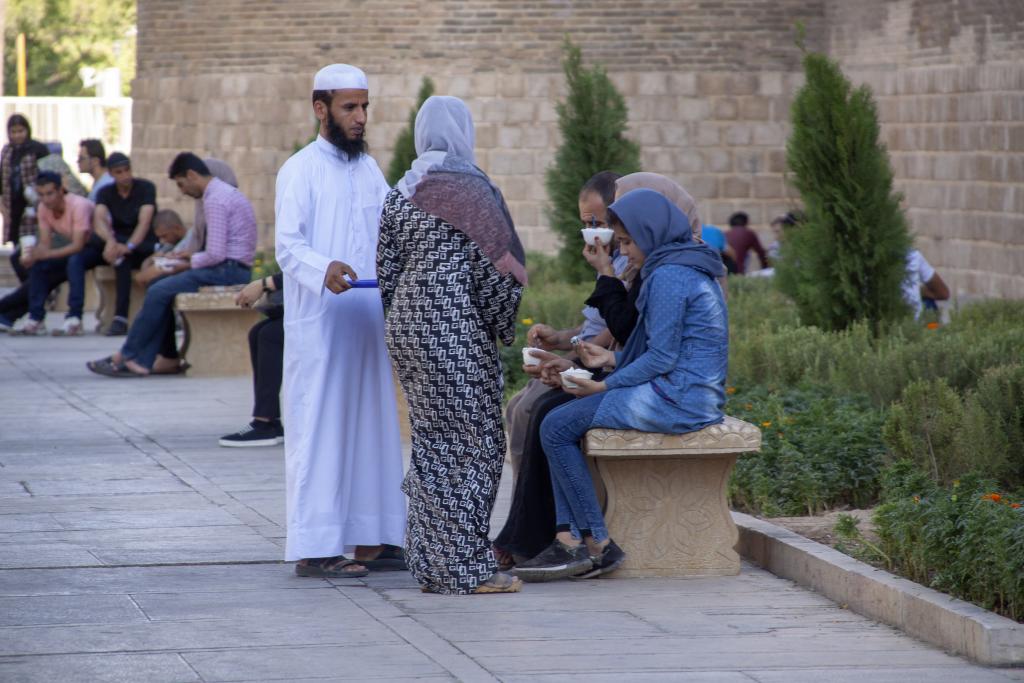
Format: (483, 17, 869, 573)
(733, 511, 1024, 666)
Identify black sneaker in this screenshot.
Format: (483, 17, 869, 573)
(511, 540, 593, 582)
(219, 420, 284, 448)
(104, 318, 129, 336)
(572, 540, 626, 580)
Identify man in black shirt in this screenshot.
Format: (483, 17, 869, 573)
(85, 152, 158, 335)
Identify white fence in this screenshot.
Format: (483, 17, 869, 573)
(0, 96, 132, 170)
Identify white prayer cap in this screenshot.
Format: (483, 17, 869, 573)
(312, 64, 369, 92)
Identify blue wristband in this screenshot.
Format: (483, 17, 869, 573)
(126, 241, 136, 252)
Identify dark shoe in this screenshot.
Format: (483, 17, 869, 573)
(86, 357, 145, 378)
(572, 540, 626, 580)
(359, 544, 407, 571)
(219, 420, 284, 448)
(104, 318, 128, 336)
(511, 540, 593, 582)
(295, 556, 368, 578)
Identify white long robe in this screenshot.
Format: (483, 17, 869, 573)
(275, 135, 405, 561)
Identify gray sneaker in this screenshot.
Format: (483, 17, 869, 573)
(511, 540, 593, 582)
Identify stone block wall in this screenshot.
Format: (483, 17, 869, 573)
(132, 0, 821, 252)
(827, 0, 1024, 299)
(131, 0, 1024, 297)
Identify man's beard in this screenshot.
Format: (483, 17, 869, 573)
(326, 111, 366, 158)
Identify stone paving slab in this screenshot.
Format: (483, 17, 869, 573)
(1, 322, 1022, 682)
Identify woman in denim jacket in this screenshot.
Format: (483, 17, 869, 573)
(514, 188, 728, 582)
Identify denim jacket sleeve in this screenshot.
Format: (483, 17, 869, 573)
(604, 268, 687, 390)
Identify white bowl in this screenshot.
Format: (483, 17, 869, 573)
(522, 347, 544, 366)
(560, 368, 593, 389)
(581, 227, 614, 246)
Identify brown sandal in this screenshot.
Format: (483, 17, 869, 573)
(473, 571, 523, 594)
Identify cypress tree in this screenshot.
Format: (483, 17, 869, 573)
(545, 39, 641, 282)
(385, 76, 436, 186)
(776, 47, 912, 332)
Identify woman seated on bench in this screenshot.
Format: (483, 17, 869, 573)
(512, 188, 728, 583)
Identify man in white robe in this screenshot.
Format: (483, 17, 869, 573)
(275, 64, 405, 577)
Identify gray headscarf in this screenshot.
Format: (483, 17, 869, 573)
(392, 96, 527, 285)
(395, 96, 475, 199)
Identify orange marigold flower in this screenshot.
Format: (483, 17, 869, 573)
(981, 493, 1001, 502)
(726, 386, 737, 395)
(1011, 503, 1021, 509)
(926, 321, 940, 330)
(761, 421, 772, 428)
(913, 495, 920, 504)
(521, 318, 534, 325)
(744, 403, 753, 410)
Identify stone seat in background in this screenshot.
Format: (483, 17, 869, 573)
(94, 265, 145, 333)
(174, 286, 260, 377)
(584, 416, 761, 578)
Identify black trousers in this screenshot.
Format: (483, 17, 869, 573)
(10, 248, 28, 283)
(249, 316, 284, 420)
(493, 387, 577, 559)
(79, 237, 157, 319)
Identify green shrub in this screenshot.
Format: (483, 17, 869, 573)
(545, 38, 641, 283)
(776, 46, 912, 332)
(883, 379, 965, 484)
(882, 366, 1024, 490)
(875, 463, 1024, 622)
(728, 384, 887, 516)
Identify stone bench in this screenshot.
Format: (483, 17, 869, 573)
(93, 265, 146, 333)
(174, 287, 262, 377)
(583, 416, 761, 578)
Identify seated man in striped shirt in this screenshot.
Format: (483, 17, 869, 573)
(87, 152, 257, 377)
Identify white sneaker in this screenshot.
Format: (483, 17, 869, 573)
(12, 317, 47, 336)
(53, 316, 84, 337)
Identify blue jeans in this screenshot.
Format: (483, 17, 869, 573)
(540, 393, 609, 542)
(120, 260, 251, 370)
(27, 258, 70, 322)
(65, 243, 107, 319)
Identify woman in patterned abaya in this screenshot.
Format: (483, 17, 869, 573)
(377, 96, 527, 595)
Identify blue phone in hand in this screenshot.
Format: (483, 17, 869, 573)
(347, 279, 378, 288)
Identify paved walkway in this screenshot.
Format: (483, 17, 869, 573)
(1, 316, 1022, 682)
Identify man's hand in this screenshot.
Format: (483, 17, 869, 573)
(236, 279, 265, 308)
(582, 240, 614, 277)
(324, 260, 358, 294)
(528, 323, 563, 350)
(576, 340, 616, 369)
(18, 250, 36, 269)
(522, 348, 561, 378)
(563, 375, 607, 397)
(103, 240, 127, 264)
(539, 356, 575, 388)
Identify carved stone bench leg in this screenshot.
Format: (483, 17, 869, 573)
(597, 454, 740, 578)
(178, 309, 262, 377)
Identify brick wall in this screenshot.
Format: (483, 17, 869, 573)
(132, 0, 1023, 297)
(827, 0, 1024, 298)
(132, 0, 821, 252)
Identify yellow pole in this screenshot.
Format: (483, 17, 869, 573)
(16, 33, 27, 96)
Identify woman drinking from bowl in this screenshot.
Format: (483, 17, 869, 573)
(513, 188, 728, 582)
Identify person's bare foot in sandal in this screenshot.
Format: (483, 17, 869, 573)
(294, 555, 368, 578)
(473, 571, 522, 594)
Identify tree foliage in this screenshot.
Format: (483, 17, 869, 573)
(4, 0, 136, 96)
(775, 49, 911, 332)
(545, 38, 641, 283)
(385, 76, 435, 186)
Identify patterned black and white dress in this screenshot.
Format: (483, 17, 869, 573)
(378, 188, 523, 594)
